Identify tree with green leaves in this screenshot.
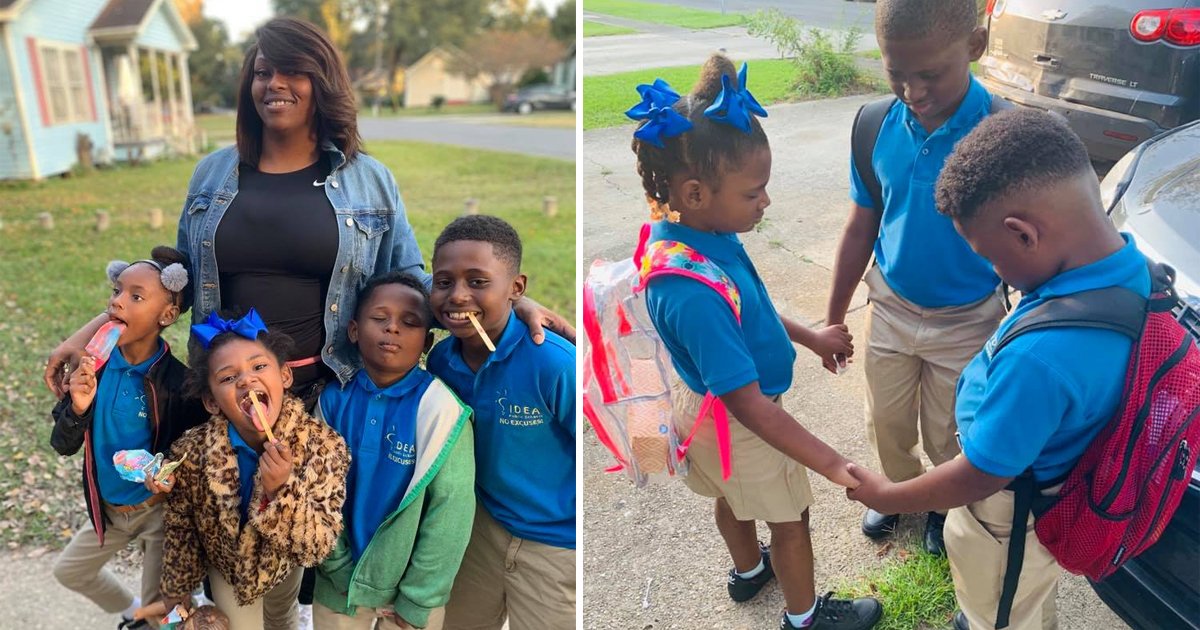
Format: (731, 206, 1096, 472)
(188, 16, 241, 110)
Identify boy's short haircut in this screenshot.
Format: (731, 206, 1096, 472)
(355, 270, 433, 325)
(935, 108, 1093, 222)
(876, 0, 978, 43)
(434, 215, 523, 274)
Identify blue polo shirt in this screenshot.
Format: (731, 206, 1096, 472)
(227, 423, 259, 524)
(319, 367, 429, 560)
(426, 312, 576, 549)
(955, 235, 1149, 482)
(93, 341, 164, 506)
(849, 76, 1001, 308)
(643, 220, 796, 397)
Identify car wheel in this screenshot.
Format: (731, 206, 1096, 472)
(570, 99, 577, 111)
(518, 102, 533, 115)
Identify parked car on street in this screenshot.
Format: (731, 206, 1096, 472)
(1091, 118, 1200, 630)
(502, 84, 576, 115)
(978, 0, 1200, 163)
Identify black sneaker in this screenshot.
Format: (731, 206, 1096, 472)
(861, 508, 899, 540)
(953, 610, 970, 630)
(727, 542, 775, 602)
(117, 619, 148, 629)
(924, 512, 947, 556)
(781, 592, 883, 629)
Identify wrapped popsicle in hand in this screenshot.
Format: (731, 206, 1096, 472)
(84, 320, 126, 370)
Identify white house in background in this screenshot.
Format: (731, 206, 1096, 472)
(402, 46, 491, 109)
(0, 0, 197, 180)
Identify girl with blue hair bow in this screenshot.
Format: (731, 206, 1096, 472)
(629, 54, 882, 630)
(156, 309, 349, 630)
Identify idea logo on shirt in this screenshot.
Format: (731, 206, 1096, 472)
(384, 429, 416, 466)
(496, 389, 546, 427)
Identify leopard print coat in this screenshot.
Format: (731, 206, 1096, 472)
(159, 394, 350, 605)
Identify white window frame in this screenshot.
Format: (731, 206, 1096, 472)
(35, 40, 92, 126)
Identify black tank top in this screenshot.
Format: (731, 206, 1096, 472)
(214, 157, 338, 389)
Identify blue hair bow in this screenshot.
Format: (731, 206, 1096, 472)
(191, 308, 268, 349)
(704, 62, 768, 134)
(626, 78, 694, 149)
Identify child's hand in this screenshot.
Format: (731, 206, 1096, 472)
(68, 355, 98, 416)
(810, 325, 853, 374)
(260, 440, 293, 499)
(845, 462, 899, 513)
(132, 600, 168, 621)
(144, 469, 175, 495)
(377, 608, 414, 629)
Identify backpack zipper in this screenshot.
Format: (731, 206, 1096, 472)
(1127, 409, 1199, 554)
(1099, 336, 1192, 510)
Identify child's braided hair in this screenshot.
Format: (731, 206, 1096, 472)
(631, 54, 770, 219)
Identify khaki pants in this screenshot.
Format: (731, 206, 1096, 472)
(313, 602, 445, 630)
(864, 266, 1006, 483)
(208, 565, 302, 630)
(53, 502, 165, 627)
(444, 506, 575, 630)
(672, 381, 813, 523)
(946, 487, 1062, 630)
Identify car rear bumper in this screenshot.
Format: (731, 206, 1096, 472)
(980, 78, 1167, 162)
(1090, 564, 1200, 630)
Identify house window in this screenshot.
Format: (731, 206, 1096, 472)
(35, 42, 92, 125)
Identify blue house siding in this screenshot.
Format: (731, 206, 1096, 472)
(5, 0, 110, 178)
(0, 27, 33, 179)
(138, 6, 183, 53)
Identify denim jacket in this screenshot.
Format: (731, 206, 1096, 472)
(176, 143, 429, 385)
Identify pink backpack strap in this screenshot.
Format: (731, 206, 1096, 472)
(636, 226, 740, 481)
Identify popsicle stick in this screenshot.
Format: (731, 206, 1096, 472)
(466, 313, 496, 352)
(248, 390, 276, 443)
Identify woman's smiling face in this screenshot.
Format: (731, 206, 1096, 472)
(250, 53, 317, 137)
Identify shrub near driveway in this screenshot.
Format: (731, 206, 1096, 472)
(0, 141, 575, 548)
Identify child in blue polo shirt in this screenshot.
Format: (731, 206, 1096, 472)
(847, 110, 1150, 630)
(824, 0, 1009, 553)
(313, 271, 475, 630)
(426, 215, 576, 630)
(49, 246, 206, 629)
(630, 54, 881, 630)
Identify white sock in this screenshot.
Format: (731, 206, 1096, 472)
(121, 596, 142, 620)
(786, 599, 819, 628)
(735, 557, 765, 579)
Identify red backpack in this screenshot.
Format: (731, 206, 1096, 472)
(994, 263, 1200, 628)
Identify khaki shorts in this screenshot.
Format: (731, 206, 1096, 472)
(671, 380, 814, 523)
(945, 480, 1063, 630)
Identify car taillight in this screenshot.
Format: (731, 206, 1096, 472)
(989, 0, 1007, 18)
(1131, 9, 1200, 46)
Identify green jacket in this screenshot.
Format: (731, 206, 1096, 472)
(315, 377, 475, 628)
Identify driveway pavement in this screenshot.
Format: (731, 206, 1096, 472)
(359, 117, 576, 161)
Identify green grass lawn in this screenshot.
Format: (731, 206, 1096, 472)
(0, 141, 575, 548)
(838, 543, 958, 630)
(583, 59, 798, 130)
(583, 20, 639, 37)
(585, 0, 744, 29)
(195, 113, 236, 144)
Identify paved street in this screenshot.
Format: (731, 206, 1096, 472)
(597, 0, 878, 31)
(359, 116, 576, 161)
(582, 15, 877, 77)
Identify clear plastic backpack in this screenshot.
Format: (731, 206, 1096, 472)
(583, 224, 740, 487)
